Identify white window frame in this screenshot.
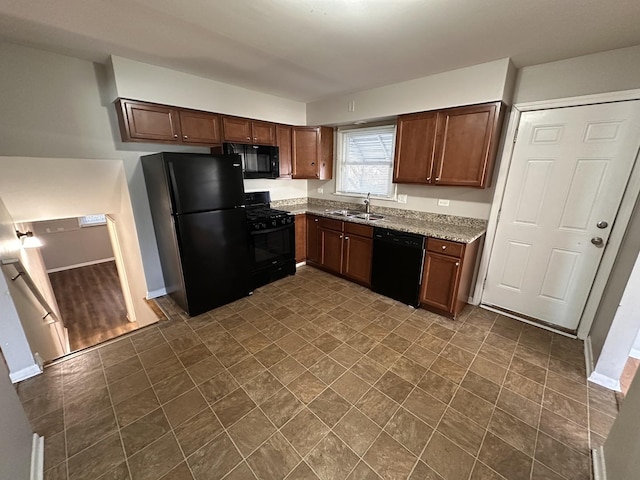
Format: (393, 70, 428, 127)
(78, 214, 107, 227)
(335, 124, 397, 200)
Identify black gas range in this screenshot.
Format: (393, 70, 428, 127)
(244, 192, 296, 289)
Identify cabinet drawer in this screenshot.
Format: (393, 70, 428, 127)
(427, 238, 464, 258)
(344, 222, 373, 238)
(319, 217, 343, 231)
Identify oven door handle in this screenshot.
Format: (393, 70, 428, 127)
(250, 224, 292, 236)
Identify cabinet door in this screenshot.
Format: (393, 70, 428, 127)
(295, 214, 307, 263)
(292, 127, 320, 179)
(179, 111, 222, 145)
(120, 100, 180, 142)
(276, 125, 293, 177)
(318, 126, 334, 180)
(393, 111, 438, 183)
(222, 117, 252, 142)
(306, 215, 321, 264)
(433, 102, 500, 187)
(251, 121, 276, 145)
(420, 252, 461, 313)
(342, 234, 373, 286)
(320, 228, 343, 274)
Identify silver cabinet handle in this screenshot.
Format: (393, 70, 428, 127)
(455, 262, 460, 266)
(591, 237, 604, 247)
(173, 134, 178, 138)
(441, 245, 446, 250)
(344, 236, 349, 240)
(183, 135, 188, 139)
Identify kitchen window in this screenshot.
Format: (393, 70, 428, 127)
(336, 125, 396, 199)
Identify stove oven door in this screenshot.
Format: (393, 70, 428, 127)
(249, 223, 295, 273)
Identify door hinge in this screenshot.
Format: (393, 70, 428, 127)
(513, 126, 519, 144)
(496, 209, 502, 223)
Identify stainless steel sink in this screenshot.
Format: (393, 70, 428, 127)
(353, 213, 384, 221)
(327, 209, 362, 217)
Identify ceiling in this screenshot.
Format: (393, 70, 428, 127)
(1, 0, 639, 102)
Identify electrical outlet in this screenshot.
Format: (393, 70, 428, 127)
(317, 187, 324, 194)
(438, 199, 450, 207)
(397, 194, 407, 204)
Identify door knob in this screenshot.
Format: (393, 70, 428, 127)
(591, 237, 604, 247)
(597, 221, 609, 229)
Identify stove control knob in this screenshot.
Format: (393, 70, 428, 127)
(253, 223, 260, 230)
(271, 220, 277, 227)
(261, 223, 267, 229)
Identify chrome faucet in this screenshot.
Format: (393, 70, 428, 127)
(364, 192, 371, 214)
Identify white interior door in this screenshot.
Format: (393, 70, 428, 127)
(483, 101, 640, 331)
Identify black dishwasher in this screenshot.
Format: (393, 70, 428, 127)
(371, 227, 426, 307)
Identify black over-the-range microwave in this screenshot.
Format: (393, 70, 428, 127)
(223, 143, 280, 179)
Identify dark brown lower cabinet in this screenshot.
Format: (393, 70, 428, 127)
(342, 232, 373, 285)
(420, 236, 482, 318)
(295, 214, 306, 263)
(320, 227, 343, 274)
(306, 215, 321, 264)
(305, 216, 373, 287)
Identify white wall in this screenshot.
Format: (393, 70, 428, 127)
(590, 252, 640, 390)
(603, 369, 640, 480)
(0, 351, 33, 480)
(304, 58, 514, 220)
(306, 58, 513, 126)
(0, 198, 39, 378)
(514, 44, 640, 104)
(110, 56, 307, 125)
(33, 219, 113, 271)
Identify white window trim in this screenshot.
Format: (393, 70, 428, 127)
(78, 214, 107, 227)
(335, 124, 397, 201)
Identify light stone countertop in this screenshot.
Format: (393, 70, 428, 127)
(273, 200, 487, 244)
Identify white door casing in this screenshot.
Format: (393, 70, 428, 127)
(482, 100, 640, 331)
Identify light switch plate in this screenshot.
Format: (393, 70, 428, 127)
(317, 188, 324, 194)
(438, 199, 450, 207)
(397, 194, 407, 204)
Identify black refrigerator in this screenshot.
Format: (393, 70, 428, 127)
(141, 152, 250, 316)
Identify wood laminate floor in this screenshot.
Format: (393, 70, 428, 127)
(49, 261, 139, 351)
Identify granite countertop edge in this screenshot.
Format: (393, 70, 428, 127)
(274, 201, 487, 244)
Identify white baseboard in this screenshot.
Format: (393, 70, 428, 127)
(630, 348, 640, 360)
(588, 371, 622, 392)
(592, 447, 607, 480)
(296, 261, 307, 268)
(46, 257, 115, 273)
(10, 363, 43, 384)
(146, 287, 167, 299)
(585, 336, 595, 377)
(30, 434, 44, 480)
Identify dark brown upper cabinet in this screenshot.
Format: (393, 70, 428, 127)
(292, 126, 333, 180)
(178, 110, 221, 145)
(276, 125, 293, 178)
(116, 99, 181, 143)
(393, 111, 438, 183)
(393, 102, 503, 188)
(115, 98, 222, 146)
(222, 117, 276, 145)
